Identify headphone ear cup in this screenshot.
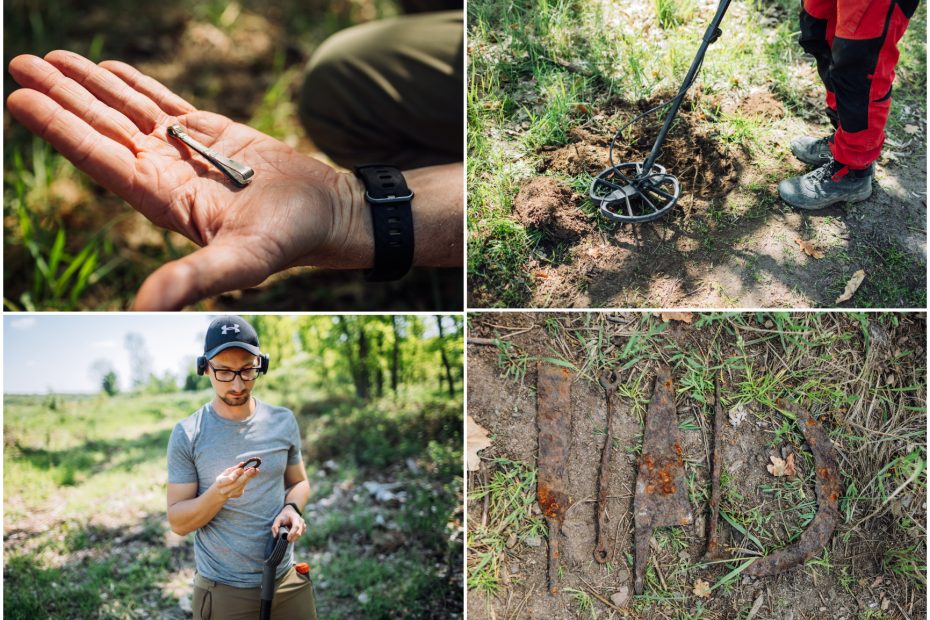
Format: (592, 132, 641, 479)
(260, 354, 270, 374)
(196, 356, 207, 376)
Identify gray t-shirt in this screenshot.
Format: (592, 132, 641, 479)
(167, 398, 303, 587)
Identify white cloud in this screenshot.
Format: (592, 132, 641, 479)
(10, 317, 36, 330)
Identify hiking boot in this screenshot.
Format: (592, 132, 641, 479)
(790, 134, 834, 165)
(778, 159, 873, 210)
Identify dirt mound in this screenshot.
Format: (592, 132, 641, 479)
(512, 176, 589, 241)
(737, 90, 786, 119)
(538, 97, 745, 202)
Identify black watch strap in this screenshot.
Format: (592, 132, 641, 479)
(285, 502, 302, 517)
(355, 164, 415, 281)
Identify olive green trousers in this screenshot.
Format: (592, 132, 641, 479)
(193, 566, 318, 620)
(298, 10, 464, 170)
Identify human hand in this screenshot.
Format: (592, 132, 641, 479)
(7, 50, 373, 310)
(213, 461, 260, 500)
(272, 504, 306, 543)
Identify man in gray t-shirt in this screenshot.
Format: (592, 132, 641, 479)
(167, 315, 317, 619)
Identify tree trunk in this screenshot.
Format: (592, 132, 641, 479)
(435, 316, 455, 397)
(391, 316, 401, 394)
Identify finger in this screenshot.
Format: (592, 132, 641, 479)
(8, 54, 143, 151)
(44, 50, 168, 134)
(6, 88, 138, 198)
(99, 60, 197, 117)
(132, 240, 275, 310)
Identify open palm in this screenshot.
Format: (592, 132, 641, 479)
(7, 50, 367, 310)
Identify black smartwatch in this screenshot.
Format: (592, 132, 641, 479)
(355, 164, 415, 281)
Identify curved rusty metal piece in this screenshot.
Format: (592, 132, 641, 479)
(633, 365, 692, 594)
(594, 370, 621, 564)
(536, 362, 572, 595)
(746, 399, 840, 577)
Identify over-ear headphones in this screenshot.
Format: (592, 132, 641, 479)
(197, 353, 271, 376)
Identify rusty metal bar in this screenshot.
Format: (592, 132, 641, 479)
(594, 370, 620, 563)
(536, 362, 573, 595)
(704, 372, 724, 560)
(633, 365, 693, 595)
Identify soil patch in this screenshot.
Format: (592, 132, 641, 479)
(737, 90, 786, 120)
(513, 176, 590, 242)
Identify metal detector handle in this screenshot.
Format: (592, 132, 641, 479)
(259, 525, 290, 620)
(641, 0, 732, 174)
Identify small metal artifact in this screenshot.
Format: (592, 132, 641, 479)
(167, 124, 254, 187)
(746, 399, 840, 577)
(633, 365, 692, 595)
(593, 369, 620, 564)
(536, 362, 572, 595)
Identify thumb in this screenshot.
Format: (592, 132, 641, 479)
(131, 241, 273, 310)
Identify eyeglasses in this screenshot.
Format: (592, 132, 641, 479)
(209, 363, 261, 382)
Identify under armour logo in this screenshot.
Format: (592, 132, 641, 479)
(221, 324, 240, 335)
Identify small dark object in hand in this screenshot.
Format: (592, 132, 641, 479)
(242, 457, 262, 471)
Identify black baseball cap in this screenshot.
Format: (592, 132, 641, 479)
(203, 315, 261, 360)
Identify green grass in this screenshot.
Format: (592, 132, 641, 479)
(467, 458, 546, 595)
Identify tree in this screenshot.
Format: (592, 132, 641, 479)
(90, 358, 119, 396)
(102, 371, 119, 396)
(435, 316, 455, 397)
(124, 332, 153, 390)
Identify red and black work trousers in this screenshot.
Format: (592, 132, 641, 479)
(799, 0, 918, 169)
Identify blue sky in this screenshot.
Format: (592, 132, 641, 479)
(4, 315, 211, 394)
(4, 314, 456, 394)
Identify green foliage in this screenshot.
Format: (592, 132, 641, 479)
(101, 371, 119, 396)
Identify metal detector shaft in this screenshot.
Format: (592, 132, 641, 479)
(641, 0, 732, 174)
(260, 525, 290, 620)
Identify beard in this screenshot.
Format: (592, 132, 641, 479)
(219, 391, 251, 406)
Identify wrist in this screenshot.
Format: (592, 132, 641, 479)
(304, 171, 374, 269)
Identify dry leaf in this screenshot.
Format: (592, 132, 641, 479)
(795, 237, 825, 259)
(466, 415, 492, 472)
(728, 403, 748, 427)
(573, 102, 590, 114)
(693, 579, 712, 598)
(904, 124, 920, 135)
(660, 312, 694, 323)
(783, 452, 797, 477)
(767, 455, 786, 477)
(835, 269, 866, 304)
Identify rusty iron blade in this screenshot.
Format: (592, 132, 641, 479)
(594, 370, 621, 563)
(633, 365, 693, 595)
(536, 362, 572, 595)
(746, 399, 840, 577)
(703, 372, 724, 560)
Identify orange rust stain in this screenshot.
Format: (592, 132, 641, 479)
(657, 468, 676, 495)
(643, 454, 655, 470)
(679, 516, 690, 525)
(665, 379, 673, 388)
(673, 442, 683, 456)
(809, 436, 818, 446)
(806, 418, 817, 426)
(817, 467, 830, 479)
(646, 484, 655, 494)
(829, 491, 840, 503)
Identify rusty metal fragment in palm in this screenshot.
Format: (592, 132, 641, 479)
(536, 362, 572, 595)
(746, 399, 840, 577)
(633, 365, 692, 595)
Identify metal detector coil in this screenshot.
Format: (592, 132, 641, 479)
(589, 0, 730, 224)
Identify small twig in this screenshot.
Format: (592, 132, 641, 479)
(468, 338, 499, 346)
